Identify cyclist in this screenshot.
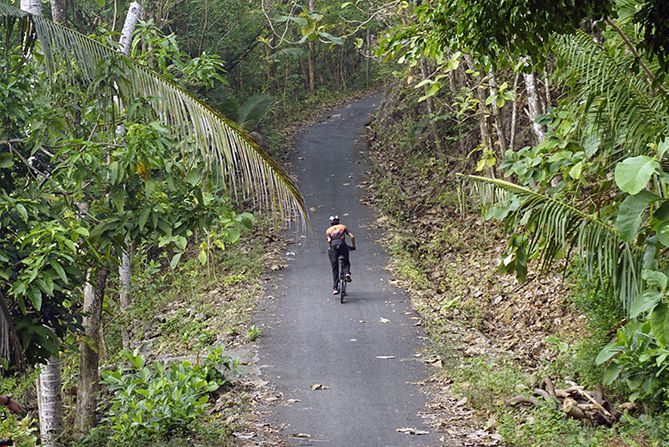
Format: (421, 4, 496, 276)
(326, 215, 356, 295)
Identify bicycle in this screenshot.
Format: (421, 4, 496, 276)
(337, 245, 355, 303)
(338, 255, 347, 303)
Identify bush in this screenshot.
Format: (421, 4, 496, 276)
(92, 347, 237, 445)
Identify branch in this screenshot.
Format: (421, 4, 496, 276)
(605, 19, 668, 95)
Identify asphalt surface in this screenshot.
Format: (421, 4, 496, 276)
(257, 94, 438, 446)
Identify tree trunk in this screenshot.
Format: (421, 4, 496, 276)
(49, 0, 66, 24)
(524, 71, 546, 143)
(117, 3, 141, 349)
(419, 57, 444, 157)
(38, 355, 64, 447)
(307, 0, 316, 94)
(488, 72, 508, 156)
(464, 54, 493, 151)
(365, 28, 370, 88)
(75, 268, 109, 435)
(21, 0, 42, 15)
(119, 249, 132, 349)
(119, 1, 142, 56)
(267, 33, 277, 96)
(509, 69, 521, 151)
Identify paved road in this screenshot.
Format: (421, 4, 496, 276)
(257, 94, 437, 446)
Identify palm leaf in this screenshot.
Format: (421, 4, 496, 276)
(464, 174, 641, 311)
(553, 30, 669, 156)
(0, 3, 306, 226)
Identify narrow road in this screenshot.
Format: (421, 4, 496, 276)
(257, 94, 437, 446)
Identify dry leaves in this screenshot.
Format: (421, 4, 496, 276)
(310, 383, 330, 391)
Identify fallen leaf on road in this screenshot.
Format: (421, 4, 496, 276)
(310, 384, 329, 391)
(286, 398, 301, 404)
(379, 318, 390, 323)
(376, 356, 395, 359)
(291, 433, 311, 439)
(396, 428, 430, 435)
(233, 432, 256, 440)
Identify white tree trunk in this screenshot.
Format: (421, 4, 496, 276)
(20, 0, 42, 15)
(49, 0, 66, 24)
(38, 356, 64, 447)
(117, 3, 142, 348)
(524, 71, 545, 143)
(119, 2, 142, 56)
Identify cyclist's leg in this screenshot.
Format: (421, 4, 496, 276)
(341, 245, 351, 279)
(328, 248, 339, 289)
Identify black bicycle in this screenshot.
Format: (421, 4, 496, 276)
(337, 254, 347, 303)
(337, 245, 355, 303)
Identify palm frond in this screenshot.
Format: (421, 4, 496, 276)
(0, 3, 306, 226)
(464, 174, 641, 311)
(553, 30, 669, 156)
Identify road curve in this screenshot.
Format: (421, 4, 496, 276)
(256, 94, 438, 446)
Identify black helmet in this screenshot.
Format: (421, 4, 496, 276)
(329, 215, 340, 225)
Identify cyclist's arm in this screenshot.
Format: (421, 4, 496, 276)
(347, 230, 356, 249)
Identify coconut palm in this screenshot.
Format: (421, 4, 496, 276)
(0, 1, 306, 370)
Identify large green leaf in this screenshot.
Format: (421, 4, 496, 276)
(629, 289, 662, 318)
(614, 156, 659, 195)
(615, 191, 659, 242)
(650, 303, 669, 345)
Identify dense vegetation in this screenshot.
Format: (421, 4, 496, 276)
(0, 0, 381, 445)
(368, 0, 669, 445)
(3, 0, 669, 445)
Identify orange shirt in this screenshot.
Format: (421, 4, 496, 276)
(326, 224, 349, 243)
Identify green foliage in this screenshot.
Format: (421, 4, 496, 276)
(0, 415, 38, 447)
(93, 348, 237, 444)
(246, 324, 262, 342)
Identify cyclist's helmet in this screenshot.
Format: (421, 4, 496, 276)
(329, 215, 340, 225)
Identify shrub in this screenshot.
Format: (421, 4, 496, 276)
(94, 347, 237, 444)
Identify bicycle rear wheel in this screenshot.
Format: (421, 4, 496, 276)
(340, 277, 346, 302)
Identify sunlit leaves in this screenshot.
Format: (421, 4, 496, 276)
(615, 155, 659, 194)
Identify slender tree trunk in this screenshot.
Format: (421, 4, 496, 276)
(524, 71, 545, 143)
(49, 0, 66, 24)
(509, 69, 521, 151)
(307, 0, 316, 94)
(267, 33, 277, 96)
(119, 2, 142, 56)
(419, 57, 445, 158)
(38, 355, 64, 447)
(464, 54, 493, 151)
(117, 2, 141, 349)
(543, 71, 551, 111)
(21, 0, 42, 14)
(75, 268, 109, 434)
(365, 28, 370, 88)
(488, 72, 508, 156)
